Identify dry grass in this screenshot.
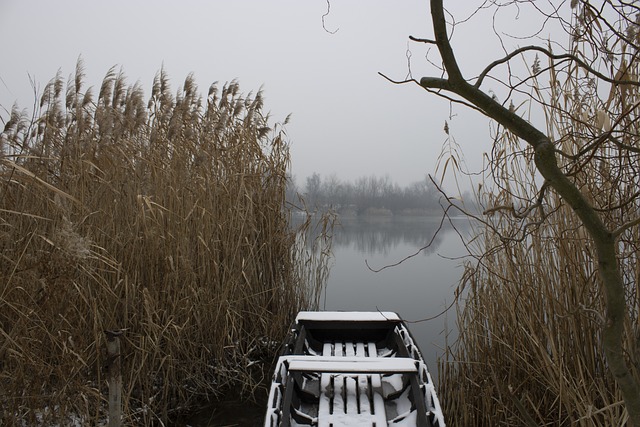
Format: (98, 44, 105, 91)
(0, 62, 332, 425)
(438, 27, 640, 427)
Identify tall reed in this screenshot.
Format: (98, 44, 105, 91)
(439, 33, 640, 427)
(0, 62, 332, 425)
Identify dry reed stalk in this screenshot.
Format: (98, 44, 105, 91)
(0, 61, 332, 425)
(439, 24, 640, 427)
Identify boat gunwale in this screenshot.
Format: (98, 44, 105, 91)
(264, 311, 446, 427)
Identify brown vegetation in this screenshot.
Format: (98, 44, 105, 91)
(429, 1, 640, 424)
(0, 63, 332, 425)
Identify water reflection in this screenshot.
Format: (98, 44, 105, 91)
(321, 216, 470, 386)
(332, 216, 447, 256)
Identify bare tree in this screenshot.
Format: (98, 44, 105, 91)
(384, 0, 640, 424)
(304, 172, 323, 207)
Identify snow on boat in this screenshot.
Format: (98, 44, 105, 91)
(264, 311, 445, 427)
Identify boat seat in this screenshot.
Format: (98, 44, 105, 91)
(283, 356, 419, 427)
(285, 356, 418, 374)
(296, 311, 401, 322)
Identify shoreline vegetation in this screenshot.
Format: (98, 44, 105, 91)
(288, 172, 477, 219)
(434, 4, 640, 421)
(0, 64, 333, 426)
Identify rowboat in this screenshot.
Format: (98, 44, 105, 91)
(264, 311, 445, 427)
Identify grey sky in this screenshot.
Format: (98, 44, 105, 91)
(0, 1, 537, 189)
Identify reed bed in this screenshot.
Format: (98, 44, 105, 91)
(0, 63, 332, 425)
(438, 41, 640, 425)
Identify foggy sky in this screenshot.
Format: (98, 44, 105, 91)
(1, 1, 547, 189)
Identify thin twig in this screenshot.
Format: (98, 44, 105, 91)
(321, 0, 339, 34)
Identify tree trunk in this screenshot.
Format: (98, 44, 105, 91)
(417, 0, 640, 424)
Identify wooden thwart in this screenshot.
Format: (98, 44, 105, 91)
(296, 311, 401, 322)
(286, 356, 418, 374)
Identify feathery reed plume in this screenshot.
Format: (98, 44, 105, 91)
(0, 62, 332, 425)
(439, 17, 640, 426)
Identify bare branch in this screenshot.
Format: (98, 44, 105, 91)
(408, 35, 437, 44)
(475, 45, 640, 90)
(613, 217, 640, 237)
(377, 72, 416, 86)
(430, 0, 464, 82)
(365, 203, 451, 273)
(609, 134, 640, 155)
(378, 72, 484, 112)
(321, 0, 339, 34)
(593, 190, 640, 212)
(483, 182, 549, 220)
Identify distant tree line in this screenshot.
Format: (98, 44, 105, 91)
(287, 173, 452, 216)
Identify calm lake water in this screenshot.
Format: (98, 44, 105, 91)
(185, 215, 471, 426)
(321, 216, 470, 380)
